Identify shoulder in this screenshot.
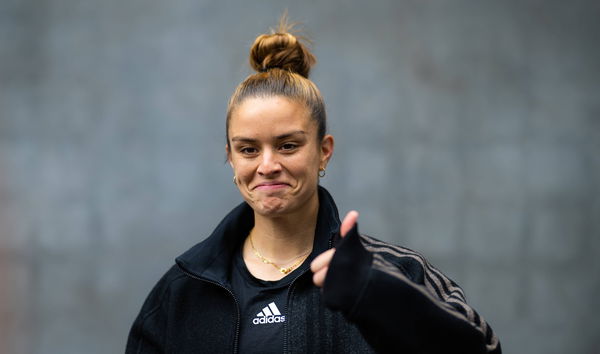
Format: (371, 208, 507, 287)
(358, 234, 466, 302)
(358, 234, 429, 270)
(137, 264, 189, 318)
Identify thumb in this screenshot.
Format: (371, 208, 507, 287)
(340, 210, 359, 237)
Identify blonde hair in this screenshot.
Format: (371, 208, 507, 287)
(226, 14, 326, 143)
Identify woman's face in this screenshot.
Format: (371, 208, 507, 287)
(227, 96, 333, 217)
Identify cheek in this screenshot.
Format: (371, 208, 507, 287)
(290, 155, 320, 178)
(232, 159, 255, 179)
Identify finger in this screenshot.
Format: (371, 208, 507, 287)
(312, 266, 328, 288)
(310, 249, 336, 272)
(340, 210, 359, 237)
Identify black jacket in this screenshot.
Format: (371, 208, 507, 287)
(126, 187, 501, 353)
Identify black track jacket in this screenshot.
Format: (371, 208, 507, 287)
(126, 187, 501, 353)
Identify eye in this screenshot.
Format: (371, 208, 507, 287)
(239, 146, 258, 155)
(280, 142, 298, 152)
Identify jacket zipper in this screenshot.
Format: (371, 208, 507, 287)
(283, 268, 309, 354)
(177, 265, 241, 354)
(283, 237, 334, 354)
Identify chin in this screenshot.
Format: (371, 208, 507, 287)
(254, 200, 288, 216)
(252, 195, 301, 216)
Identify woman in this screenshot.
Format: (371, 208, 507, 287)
(126, 18, 501, 354)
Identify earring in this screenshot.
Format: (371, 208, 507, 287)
(233, 176, 237, 184)
(318, 168, 326, 178)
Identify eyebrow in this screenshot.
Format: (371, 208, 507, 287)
(230, 130, 307, 143)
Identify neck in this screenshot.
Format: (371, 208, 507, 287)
(249, 195, 319, 262)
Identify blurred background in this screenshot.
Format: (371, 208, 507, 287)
(1, 0, 599, 353)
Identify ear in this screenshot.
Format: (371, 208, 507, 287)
(226, 144, 234, 168)
(319, 134, 334, 169)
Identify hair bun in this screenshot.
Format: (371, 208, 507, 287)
(249, 26, 316, 78)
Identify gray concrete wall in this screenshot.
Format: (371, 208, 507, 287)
(1, 0, 599, 353)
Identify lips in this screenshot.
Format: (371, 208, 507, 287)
(253, 182, 289, 190)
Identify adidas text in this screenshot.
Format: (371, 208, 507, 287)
(253, 315, 286, 325)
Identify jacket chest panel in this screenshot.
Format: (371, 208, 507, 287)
(285, 279, 375, 354)
(166, 279, 238, 353)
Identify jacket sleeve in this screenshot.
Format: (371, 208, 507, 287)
(322, 224, 501, 354)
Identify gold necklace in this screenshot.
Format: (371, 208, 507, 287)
(249, 235, 312, 275)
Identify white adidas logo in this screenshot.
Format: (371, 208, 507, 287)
(252, 302, 286, 325)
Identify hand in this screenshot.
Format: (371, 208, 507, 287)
(311, 210, 359, 288)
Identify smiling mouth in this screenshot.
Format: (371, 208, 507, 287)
(254, 182, 289, 191)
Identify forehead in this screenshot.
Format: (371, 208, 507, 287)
(229, 96, 314, 137)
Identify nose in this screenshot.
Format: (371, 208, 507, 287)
(257, 149, 281, 177)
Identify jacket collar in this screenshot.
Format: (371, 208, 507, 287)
(175, 186, 341, 285)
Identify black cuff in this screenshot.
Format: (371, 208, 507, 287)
(322, 223, 373, 316)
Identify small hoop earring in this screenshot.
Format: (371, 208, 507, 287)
(233, 176, 237, 184)
(318, 169, 326, 178)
